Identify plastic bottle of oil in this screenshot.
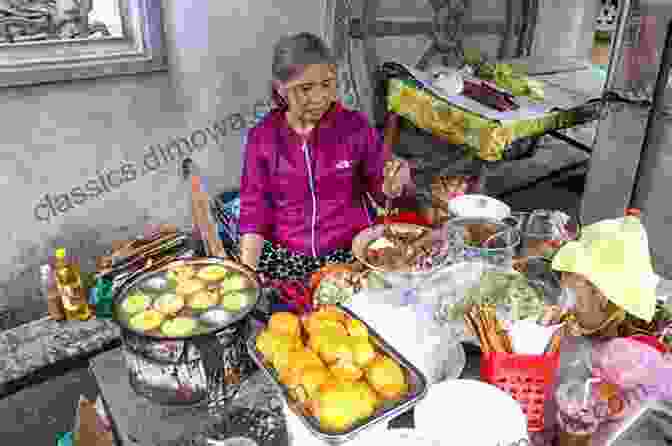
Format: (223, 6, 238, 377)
(54, 248, 92, 321)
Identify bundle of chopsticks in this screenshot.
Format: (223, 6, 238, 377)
(464, 304, 566, 355)
(96, 227, 191, 284)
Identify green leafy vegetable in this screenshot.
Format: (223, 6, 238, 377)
(445, 271, 545, 322)
(477, 63, 545, 101)
(315, 278, 353, 305)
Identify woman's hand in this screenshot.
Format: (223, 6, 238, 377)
(285, 85, 307, 128)
(383, 158, 411, 198)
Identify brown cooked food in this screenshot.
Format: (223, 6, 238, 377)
(366, 226, 431, 270)
(462, 222, 499, 247)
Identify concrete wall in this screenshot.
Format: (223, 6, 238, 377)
(532, 0, 601, 60)
(0, 1, 325, 314)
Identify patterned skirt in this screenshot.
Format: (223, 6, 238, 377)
(233, 239, 353, 281)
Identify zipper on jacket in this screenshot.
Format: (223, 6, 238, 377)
(302, 142, 318, 257)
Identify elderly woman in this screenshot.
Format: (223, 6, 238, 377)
(237, 32, 409, 280)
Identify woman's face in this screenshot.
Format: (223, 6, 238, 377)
(283, 63, 338, 123)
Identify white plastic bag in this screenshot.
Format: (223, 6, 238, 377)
(347, 286, 466, 384)
(415, 261, 495, 344)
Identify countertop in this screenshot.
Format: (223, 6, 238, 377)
(0, 317, 120, 397)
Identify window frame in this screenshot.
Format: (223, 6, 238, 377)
(0, 0, 167, 89)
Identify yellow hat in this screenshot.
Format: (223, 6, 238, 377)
(551, 216, 659, 322)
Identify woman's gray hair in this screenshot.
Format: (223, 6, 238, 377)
(272, 32, 336, 82)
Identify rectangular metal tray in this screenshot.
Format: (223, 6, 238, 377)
(246, 304, 428, 444)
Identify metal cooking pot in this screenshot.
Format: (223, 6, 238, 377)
(112, 257, 262, 406)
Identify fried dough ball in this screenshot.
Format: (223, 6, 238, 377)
(268, 312, 301, 338)
(365, 356, 408, 400)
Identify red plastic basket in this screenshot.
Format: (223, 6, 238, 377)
(480, 351, 560, 432)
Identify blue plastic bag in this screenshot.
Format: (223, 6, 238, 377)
(56, 431, 73, 446)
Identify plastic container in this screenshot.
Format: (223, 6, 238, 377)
(555, 379, 603, 446)
(480, 351, 561, 431)
(54, 248, 92, 321)
(94, 277, 114, 319)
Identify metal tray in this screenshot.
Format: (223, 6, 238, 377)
(246, 304, 428, 444)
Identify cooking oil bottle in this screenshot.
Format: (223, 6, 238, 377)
(54, 248, 92, 321)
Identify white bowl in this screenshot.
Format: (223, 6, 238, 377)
(448, 194, 511, 221)
(414, 379, 529, 446)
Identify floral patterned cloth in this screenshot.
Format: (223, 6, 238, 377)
(387, 78, 601, 161)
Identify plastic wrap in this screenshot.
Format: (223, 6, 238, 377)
(591, 338, 670, 392)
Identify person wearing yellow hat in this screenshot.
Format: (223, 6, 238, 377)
(551, 214, 660, 334)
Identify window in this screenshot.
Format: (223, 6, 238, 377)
(0, 0, 167, 88)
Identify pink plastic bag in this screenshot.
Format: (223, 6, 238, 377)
(591, 338, 666, 390)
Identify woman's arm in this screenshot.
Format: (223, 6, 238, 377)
(238, 128, 273, 270)
(357, 121, 410, 204)
(358, 122, 389, 204)
(239, 233, 264, 270)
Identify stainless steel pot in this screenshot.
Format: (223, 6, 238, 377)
(112, 258, 261, 406)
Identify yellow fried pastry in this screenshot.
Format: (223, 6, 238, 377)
(176, 278, 205, 296)
(268, 312, 301, 338)
(291, 365, 331, 405)
(315, 380, 377, 432)
(196, 265, 230, 282)
(279, 348, 325, 388)
(129, 309, 164, 332)
(315, 333, 353, 365)
(187, 290, 218, 310)
(153, 293, 185, 316)
(344, 318, 368, 338)
(255, 330, 301, 365)
(350, 338, 376, 368)
(329, 359, 363, 382)
(366, 356, 408, 400)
